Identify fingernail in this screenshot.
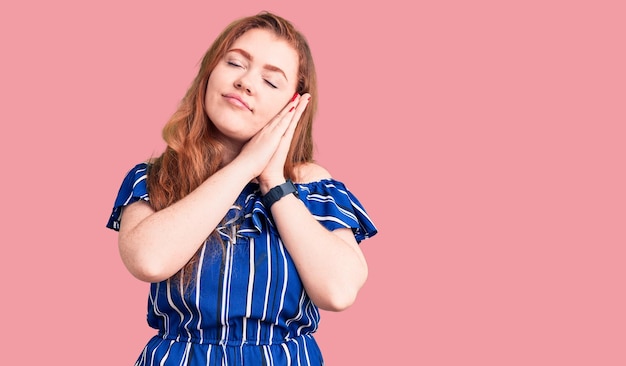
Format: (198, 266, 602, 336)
(291, 92, 299, 102)
(308, 96, 311, 101)
(289, 106, 295, 112)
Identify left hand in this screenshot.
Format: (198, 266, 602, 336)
(257, 93, 311, 189)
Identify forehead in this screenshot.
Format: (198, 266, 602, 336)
(230, 29, 299, 79)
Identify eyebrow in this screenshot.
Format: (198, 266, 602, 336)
(228, 48, 289, 82)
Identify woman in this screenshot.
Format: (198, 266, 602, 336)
(106, 11, 377, 365)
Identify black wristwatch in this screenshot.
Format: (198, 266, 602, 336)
(262, 180, 299, 209)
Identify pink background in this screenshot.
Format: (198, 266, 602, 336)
(2, 0, 625, 364)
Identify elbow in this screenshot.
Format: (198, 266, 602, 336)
(317, 290, 359, 312)
(118, 241, 174, 283)
(315, 268, 368, 312)
(121, 255, 172, 283)
(126, 261, 172, 283)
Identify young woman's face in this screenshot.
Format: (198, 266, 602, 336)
(205, 28, 299, 145)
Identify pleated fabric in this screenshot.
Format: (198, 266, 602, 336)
(106, 162, 377, 365)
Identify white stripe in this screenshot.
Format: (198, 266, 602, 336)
(220, 241, 234, 343)
(286, 291, 307, 334)
(152, 284, 170, 336)
(221, 344, 228, 366)
(296, 301, 314, 335)
(281, 343, 292, 366)
(246, 238, 255, 317)
(306, 194, 359, 223)
(256, 319, 262, 346)
(351, 200, 373, 223)
(178, 342, 192, 366)
(311, 214, 352, 227)
(243, 238, 255, 343)
(303, 335, 312, 366)
(159, 340, 175, 366)
(294, 338, 302, 366)
(123, 175, 148, 206)
(148, 338, 165, 366)
(274, 239, 289, 325)
(166, 278, 186, 341)
(178, 269, 195, 341)
(262, 346, 273, 366)
(262, 230, 272, 321)
(195, 243, 207, 343)
(264, 229, 276, 343)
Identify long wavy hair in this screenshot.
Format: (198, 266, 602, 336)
(146, 12, 318, 286)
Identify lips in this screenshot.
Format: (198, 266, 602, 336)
(223, 93, 251, 111)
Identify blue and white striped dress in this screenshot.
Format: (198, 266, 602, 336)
(106, 163, 377, 365)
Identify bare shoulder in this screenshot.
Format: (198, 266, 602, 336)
(294, 162, 332, 183)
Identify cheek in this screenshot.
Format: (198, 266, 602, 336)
(206, 68, 228, 96)
(204, 78, 215, 104)
(256, 107, 280, 128)
(261, 95, 291, 118)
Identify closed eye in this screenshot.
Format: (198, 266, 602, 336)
(227, 61, 243, 68)
(265, 80, 277, 89)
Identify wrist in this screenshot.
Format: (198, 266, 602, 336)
(258, 177, 287, 195)
(261, 179, 299, 209)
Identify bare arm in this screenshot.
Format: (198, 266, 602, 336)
(254, 95, 368, 311)
(118, 158, 255, 282)
(118, 97, 303, 282)
(260, 164, 369, 312)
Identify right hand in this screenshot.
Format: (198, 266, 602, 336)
(236, 94, 304, 180)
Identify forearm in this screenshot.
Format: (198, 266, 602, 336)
(269, 194, 368, 311)
(119, 159, 255, 282)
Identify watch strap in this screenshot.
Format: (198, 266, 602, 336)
(262, 180, 299, 209)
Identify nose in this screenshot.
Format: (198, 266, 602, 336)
(234, 75, 253, 94)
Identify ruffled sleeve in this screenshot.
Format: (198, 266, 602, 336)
(298, 179, 378, 243)
(106, 163, 150, 231)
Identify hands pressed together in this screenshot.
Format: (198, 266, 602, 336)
(237, 92, 311, 192)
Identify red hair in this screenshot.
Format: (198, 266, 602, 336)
(146, 11, 318, 284)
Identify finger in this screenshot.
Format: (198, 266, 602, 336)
(277, 95, 310, 147)
(265, 93, 301, 130)
(286, 94, 310, 133)
(262, 97, 301, 138)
